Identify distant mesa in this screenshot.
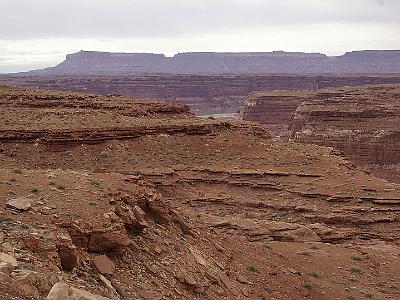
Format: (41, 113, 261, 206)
(20, 50, 400, 75)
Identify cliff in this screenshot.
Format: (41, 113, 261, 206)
(243, 84, 400, 182)
(21, 50, 400, 75)
(2, 74, 400, 115)
(290, 85, 400, 166)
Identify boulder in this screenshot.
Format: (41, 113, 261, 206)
(68, 222, 131, 252)
(93, 255, 115, 275)
(6, 197, 33, 211)
(58, 245, 78, 271)
(70, 287, 112, 300)
(132, 205, 149, 230)
(46, 282, 69, 300)
(271, 226, 321, 242)
(87, 226, 130, 252)
(0, 252, 18, 268)
(47, 282, 112, 300)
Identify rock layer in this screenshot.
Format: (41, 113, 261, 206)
(2, 74, 400, 115)
(20, 50, 400, 75)
(1, 86, 400, 299)
(243, 84, 400, 182)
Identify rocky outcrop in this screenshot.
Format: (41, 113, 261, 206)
(289, 86, 400, 166)
(2, 73, 400, 115)
(0, 85, 266, 144)
(244, 85, 400, 182)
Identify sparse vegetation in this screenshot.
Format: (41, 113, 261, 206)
(13, 169, 22, 174)
(31, 187, 38, 193)
(308, 272, 319, 278)
(89, 179, 101, 187)
(303, 282, 313, 289)
(351, 255, 363, 261)
(246, 265, 258, 273)
(56, 184, 66, 190)
(350, 267, 362, 273)
(297, 251, 311, 256)
(62, 151, 73, 158)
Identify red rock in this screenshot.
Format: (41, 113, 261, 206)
(184, 274, 197, 286)
(58, 245, 78, 271)
(86, 225, 131, 252)
(171, 210, 193, 236)
(132, 205, 149, 230)
(93, 255, 115, 275)
(219, 273, 240, 296)
(236, 274, 249, 284)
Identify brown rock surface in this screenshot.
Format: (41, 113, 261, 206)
(0, 86, 400, 299)
(93, 255, 115, 275)
(6, 197, 33, 211)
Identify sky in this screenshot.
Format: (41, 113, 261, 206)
(0, 0, 399, 73)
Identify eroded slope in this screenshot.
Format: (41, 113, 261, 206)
(1, 86, 400, 300)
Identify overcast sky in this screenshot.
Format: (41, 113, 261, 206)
(1, 0, 399, 73)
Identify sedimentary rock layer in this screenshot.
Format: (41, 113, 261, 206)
(20, 50, 400, 75)
(2, 74, 400, 115)
(290, 85, 400, 165)
(2, 86, 400, 299)
(243, 84, 400, 182)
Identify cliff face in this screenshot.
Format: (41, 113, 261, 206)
(243, 85, 400, 182)
(3, 74, 400, 115)
(290, 86, 400, 166)
(22, 50, 400, 75)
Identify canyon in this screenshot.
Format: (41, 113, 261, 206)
(2, 74, 400, 115)
(243, 84, 400, 183)
(3, 49, 400, 115)
(1, 86, 400, 299)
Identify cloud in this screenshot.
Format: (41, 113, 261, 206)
(0, 0, 399, 72)
(0, 0, 399, 39)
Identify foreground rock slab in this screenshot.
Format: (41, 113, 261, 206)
(6, 197, 33, 211)
(47, 282, 111, 300)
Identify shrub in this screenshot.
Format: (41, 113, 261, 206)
(308, 272, 319, 278)
(350, 267, 362, 273)
(303, 282, 313, 289)
(246, 265, 258, 273)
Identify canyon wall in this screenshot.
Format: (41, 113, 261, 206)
(2, 74, 400, 115)
(21, 50, 400, 75)
(290, 86, 400, 165)
(243, 85, 400, 182)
